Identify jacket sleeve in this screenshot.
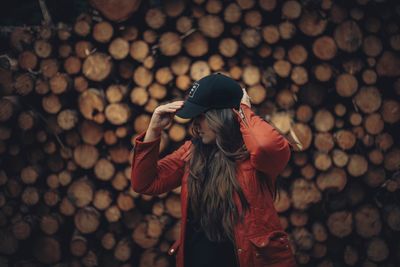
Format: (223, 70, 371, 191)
(130, 131, 192, 195)
(235, 103, 291, 179)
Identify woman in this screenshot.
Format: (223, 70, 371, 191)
(131, 73, 297, 267)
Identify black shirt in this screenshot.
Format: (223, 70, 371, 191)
(184, 203, 239, 267)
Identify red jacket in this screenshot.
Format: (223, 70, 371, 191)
(131, 103, 297, 267)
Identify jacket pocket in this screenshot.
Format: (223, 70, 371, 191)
(168, 238, 181, 256)
(249, 230, 296, 266)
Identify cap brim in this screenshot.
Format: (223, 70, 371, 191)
(175, 100, 208, 119)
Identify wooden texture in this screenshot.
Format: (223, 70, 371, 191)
(0, 0, 399, 266)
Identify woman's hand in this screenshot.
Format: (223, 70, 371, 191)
(144, 100, 184, 142)
(232, 88, 251, 122)
(148, 100, 184, 132)
(240, 88, 251, 108)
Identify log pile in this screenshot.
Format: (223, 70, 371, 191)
(0, 0, 400, 266)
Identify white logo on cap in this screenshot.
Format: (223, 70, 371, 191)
(189, 82, 199, 98)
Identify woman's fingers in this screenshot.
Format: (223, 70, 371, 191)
(165, 104, 183, 111)
(149, 101, 185, 130)
(166, 101, 184, 109)
(156, 102, 184, 115)
(240, 88, 251, 108)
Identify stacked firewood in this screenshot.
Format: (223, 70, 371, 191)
(0, 0, 399, 266)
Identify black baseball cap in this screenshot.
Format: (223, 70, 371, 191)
(175, 72, 243, 119)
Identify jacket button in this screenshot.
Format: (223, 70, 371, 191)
(237, 248, 243, 254)
(170, 249, 174, 253)
(255, 252, 260, 257)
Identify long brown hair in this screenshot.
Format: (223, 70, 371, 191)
(187, 107, 278, 243)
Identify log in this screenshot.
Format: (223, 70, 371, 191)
(33, 236, 61, 264)
(259, 0, 277, 11)
(354, 204, 382, 238)
(71, 230, 88, 256)
(176, 16, 193, 34)
(73, 144, 99, 169)
(0, 1, 399, 266)
(78, 88, 105, 121)
(314, 132, 334, 152)
(384, 148, 400, 171)
(101, 232, 116, 250)
(313, 36, 337, 60)
(58, 44, 72, 58)
(109, 38, 129, 60)
(67, 178, 94, 207)
(11, 218, 32, 240)
(132, 222, 159, 249)
(50, 73, 70, 94)
(9, 28, 33, 52)
(316, 168, 347, 192)
(199, 15, 224, 38)
(148, 83, 167, 100)
(105, 103, 131, 125)
(40, 58, 59, 78)
(114, 238, 131, 262)
(363, 35, 382, 57)
(42, 95, 61, 115)
(184, 32, 208, 57)
(282, 1, 302, 19)
(159, 32, 182, 56)
(74, 207, 100, 234)
(334, 20, 363, 52)
(34, 40, 52, 58)
(273, 60, 291, 78)
(82, 53, 112, 82)
(75, 40, 93, 58)
(327, 210, 352, 237)
(291, 179, 322, 210)
(47, 174, 59, 189)
(155, 67, 174, 85)
(40, 214, 61, 235)
(94, 158, 115, 181)
(163, 0, 185, 18)
(14, 73, 34, 96)
(64, 56, 81, 75)
(347, 154, 368, 177)
(57, 109, 79, 130)
(336, 73, 358, 97)
(313, 63, 332, 82)
(18, 50, 38, 71)
(314, 109, 334, 132)
(145, 8, 166, 30)
(240, 28, 261, 48)
(74, 15, 91, 37)
(377, 51, 400, 77)
(134, 66, 153, 87)
(165, 194, 181, 218)
(354, 86, 382, 113)
(34, 79, 49, 95)
(299, 9, 327, 37)
(93, 21, 114, 43)
(279, 21, 296, 40)
(381, 99, 400, 124)
(89, 0, 142, 22)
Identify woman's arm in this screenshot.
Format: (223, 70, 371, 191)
(130, 130, 192, 195)
(234, 102, 291, 179)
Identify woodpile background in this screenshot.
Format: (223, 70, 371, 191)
(0, 0, 400, 266)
